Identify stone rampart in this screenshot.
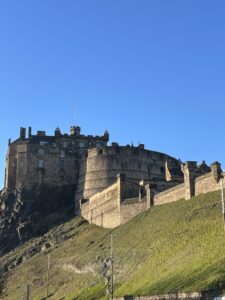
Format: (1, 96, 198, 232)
(154, 183, 185, 205)
(81, 180, 120, 228)
(78, 146, 182, 203)
(120, 201, 147, 224)
(81, 174, 149, 228)
(195, 172, 225, 195)
(152, 168, 224, 208)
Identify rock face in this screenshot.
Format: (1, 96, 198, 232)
(0, 184, 75, 255)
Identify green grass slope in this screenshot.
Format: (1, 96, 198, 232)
(1, 190, 225, 300)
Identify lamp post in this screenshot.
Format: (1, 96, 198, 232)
(111, 234, 114, 300)
(46, 254, 50, 299)
(221, 177, 225, 230)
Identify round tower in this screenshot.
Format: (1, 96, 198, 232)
(75, 145, 181, 202)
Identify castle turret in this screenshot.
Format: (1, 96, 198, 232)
(55, 126, 61, 137)
(104, 130, 109, 142)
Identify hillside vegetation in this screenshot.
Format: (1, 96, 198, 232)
(1, 190, 225, 299)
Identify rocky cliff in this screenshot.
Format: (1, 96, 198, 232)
(0, 184, 75, 255)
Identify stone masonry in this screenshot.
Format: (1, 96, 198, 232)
(2, 125, 224, 229)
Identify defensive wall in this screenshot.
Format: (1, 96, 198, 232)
(75, 145, 182, 211)
(81, 174, 150, 228)
(81, 161, 225, 228)
(153, 161, 224, 206)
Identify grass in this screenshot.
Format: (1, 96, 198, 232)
(1, 190, 225, 299)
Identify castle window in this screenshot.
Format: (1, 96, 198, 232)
(138, 162, 141, 170)
(63, 142, 67, 148)
(79, 142, 85, 148)
(96, 142, 101, 148)
(98, 149, 103, 155)
(38, 148, 45, 156)
(60, 150, 65, 158)
(161, 167, 165, 174)
(60, 159, 64, 170)
(38, 160, 44, 168)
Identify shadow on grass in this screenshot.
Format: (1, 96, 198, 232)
(131, 258, 225, 298)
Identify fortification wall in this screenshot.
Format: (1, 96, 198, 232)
(195, 172, 224, 195)
(154, 183, 185, 205)
(77, 146, 181, 203)
(81, 174, 150, 228)
(120, 201, 147, 224)
(81, 181, 120, 228)
(152, 170, 225, 207)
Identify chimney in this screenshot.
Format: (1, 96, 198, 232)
(20, 127, 26, 140)
(28, 127, 32, 137)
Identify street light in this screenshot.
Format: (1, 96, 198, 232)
(221, 177, 225, 230)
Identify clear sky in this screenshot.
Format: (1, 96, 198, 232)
(0, 0, 225, 188)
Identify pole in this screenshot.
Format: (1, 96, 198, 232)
(46, 254, 50, 299)
(111, 234, 114, 300)
(221, 178, 225, 231)
(26, 284, 30, 300)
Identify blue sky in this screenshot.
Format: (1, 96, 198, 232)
(0, 0, 225, 188)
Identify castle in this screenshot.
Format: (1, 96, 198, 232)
(3, 126, 224, 229)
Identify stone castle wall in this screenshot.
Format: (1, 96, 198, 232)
(195, 172, 223, 195)
(154, 183, 185, 205)
(4, 126, 108, 191)
(81, 163, 224, 228)
(81, 180, 121, 228)
(120, 201, 147, 224)
(151, 165, 224, 208)
(5, 142, 79, 189)
(75, 146, 181, 205)
(81, 174, 150, 228)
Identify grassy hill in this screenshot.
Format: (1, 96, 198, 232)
(1, 190, 225, 299)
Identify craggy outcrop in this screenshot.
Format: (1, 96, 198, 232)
(0, 184, 75, 255)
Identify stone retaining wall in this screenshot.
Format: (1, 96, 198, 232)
(115, 291, 224, 299)
(120, 201, 147, 224)
(154, 183, 185, 205)
(81, 180, 120, 228)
